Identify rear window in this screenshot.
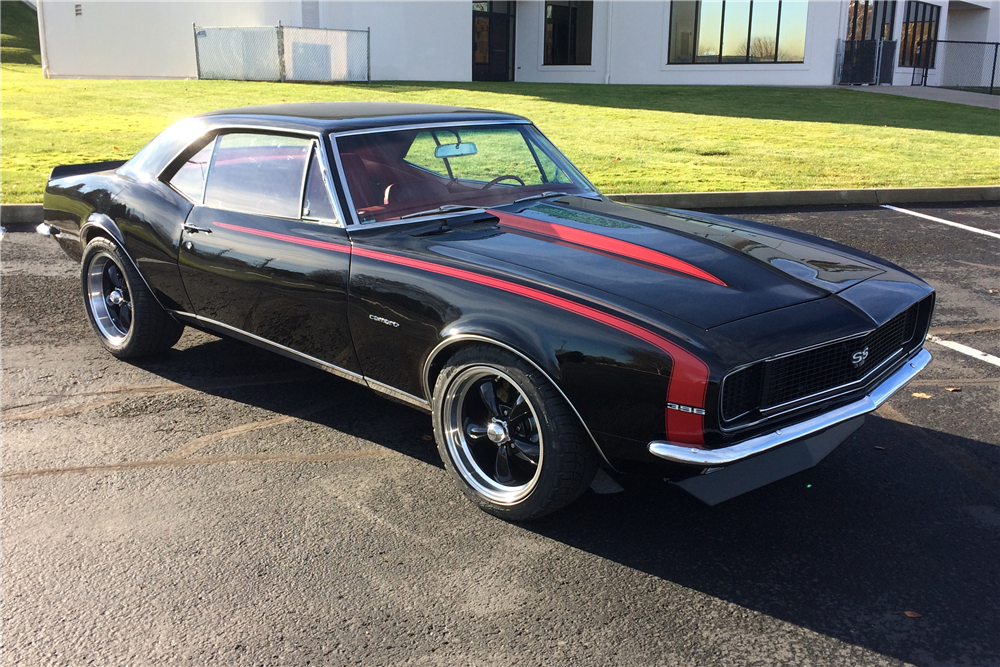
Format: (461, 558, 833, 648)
(203, 133, 311, 219)
(118, 118, 210, 181)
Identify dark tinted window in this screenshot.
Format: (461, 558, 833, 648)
(302, 148, 338, 222)
(544, 1, 593, 65)
(203, 133, 311, 218)
(169, 140, 214, 202)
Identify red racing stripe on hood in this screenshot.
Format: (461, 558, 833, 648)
(212, 220, 708, 445)
(489, 210, 727, 287)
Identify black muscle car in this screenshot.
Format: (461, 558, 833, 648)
(40, 103, 933, 519)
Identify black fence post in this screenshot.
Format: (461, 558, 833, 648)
(992, 43, 998, 95)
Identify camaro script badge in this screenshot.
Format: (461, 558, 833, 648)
(852, 346, 870, 367)
(369, 314, 400, 328)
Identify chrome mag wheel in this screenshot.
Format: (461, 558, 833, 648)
(86, 251, 132, 345)
(441, 366, 544, 505)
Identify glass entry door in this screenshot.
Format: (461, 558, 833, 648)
(473, 1, 516, 82)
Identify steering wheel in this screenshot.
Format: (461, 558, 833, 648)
(482, 174, 525, 190)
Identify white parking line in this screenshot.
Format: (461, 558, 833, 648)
(881, 205, 1000, 240)
(927, 335, 1000, 368)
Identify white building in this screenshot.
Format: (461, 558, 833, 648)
(36, 1, 1000, 87)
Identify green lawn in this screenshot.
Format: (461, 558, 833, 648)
(0, 1, 40, 65)
(1, 63, 998, 204)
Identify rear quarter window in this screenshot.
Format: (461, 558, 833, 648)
(168, 140, 215, 202)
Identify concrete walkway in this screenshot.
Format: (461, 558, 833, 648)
(848, 84, 1000, 110)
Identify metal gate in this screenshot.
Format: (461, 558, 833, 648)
(837, 39, 897, 85)
(194, 24, 371, 83)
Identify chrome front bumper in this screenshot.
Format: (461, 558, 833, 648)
(648, 347, 931, 466)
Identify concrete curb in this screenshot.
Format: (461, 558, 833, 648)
(1, 204, 44, 226)
(607, 185, 1000, 209)
(1, 186, 997, 230)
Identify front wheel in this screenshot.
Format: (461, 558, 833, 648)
(432, 344, 598, 521)
(81, 237, 183, 359)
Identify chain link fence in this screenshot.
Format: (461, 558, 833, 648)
(194, 24, 370, 83)
(911, 40, 1000, 95)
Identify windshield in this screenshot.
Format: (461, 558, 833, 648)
(334, 124, 597, 224)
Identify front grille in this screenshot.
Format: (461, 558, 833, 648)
(720, 363, 764, 422)
(721, 305, 919, 424)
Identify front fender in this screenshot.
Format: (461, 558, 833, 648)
(420, 312, 717, 470)
(421, 329, 621, 470)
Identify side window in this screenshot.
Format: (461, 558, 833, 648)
(169, 140, 215, 202)
(203, 133, 311, 218)
(531, 140, 573, 185)
(302, 147, 339, 222)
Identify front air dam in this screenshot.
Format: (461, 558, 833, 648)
(672, 416, 865, 505)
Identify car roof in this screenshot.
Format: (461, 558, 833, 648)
(198, 102, 528, 133)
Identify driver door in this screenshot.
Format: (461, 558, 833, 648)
(174, 131, 360, 373)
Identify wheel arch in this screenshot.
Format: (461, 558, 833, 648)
(80, 214, 170, 312)
(422, 333, 618, 472)
(80, 213, 125, 247)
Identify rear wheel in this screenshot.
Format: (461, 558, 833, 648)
(432, 344, 598, 521)
(81, 237, 183, 359)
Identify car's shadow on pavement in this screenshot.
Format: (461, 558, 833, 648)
(134, 335, 999, 667)
(531, 416, 1000, 666)
(129, 335, 443, 469)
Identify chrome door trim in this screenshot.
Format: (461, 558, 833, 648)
(166, 311, 430, 411)
(328, 135, 361, 227)
(329, 119, 531, 139)
(366, 378, 430, 412)
(167, 311, 367, 385)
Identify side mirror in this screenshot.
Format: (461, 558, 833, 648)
(434, 142, 478, 158)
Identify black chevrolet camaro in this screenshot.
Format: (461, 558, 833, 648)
(41, 103, 934, 519)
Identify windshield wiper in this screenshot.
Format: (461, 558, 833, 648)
(513, 191, 569, 204)
(399, 204, 485, 219)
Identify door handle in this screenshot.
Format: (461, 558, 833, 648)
(183, 224, 212, 234)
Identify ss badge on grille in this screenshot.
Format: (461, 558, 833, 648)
(851, 346, 870, 368)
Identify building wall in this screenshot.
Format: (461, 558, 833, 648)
(945, 1, 998, 42)
(40, 1, 302, 78)
(38, 0, 469, 81)
(317, 1, 470, 81)
(36, 0, 999, 85)
(515, 1, 845, 86)
(514, 0, 610, 84)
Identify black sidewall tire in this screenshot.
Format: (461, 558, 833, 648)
(81, 237, 183, 359)
(432, 345, 598, 521)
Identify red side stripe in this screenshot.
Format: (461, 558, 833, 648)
(214, 221, 351, 253)
(490, 210, 727, 287)
(211, 220, 708, 445)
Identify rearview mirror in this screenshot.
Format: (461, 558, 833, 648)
(434, 142, 477, 159)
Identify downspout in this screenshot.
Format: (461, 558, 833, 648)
(36, 0, 50, 78)
(604, 0, 614, 84)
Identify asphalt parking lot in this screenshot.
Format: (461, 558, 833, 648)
(1, 202, 998, 667)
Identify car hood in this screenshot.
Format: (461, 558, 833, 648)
(430, 197, 887, 330)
